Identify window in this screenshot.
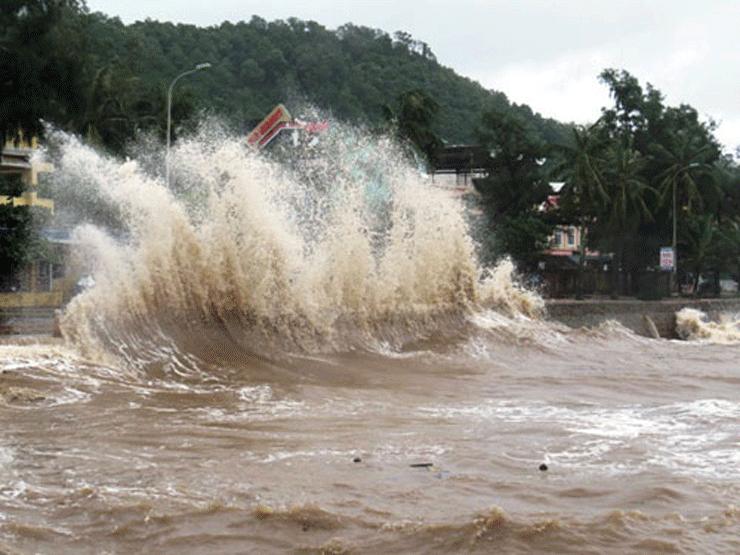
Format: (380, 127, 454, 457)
(52, 263, 65, 279)
(567, 228, 576, 246)
(554, 230, 563, 246)
(36, 262, 52, 291)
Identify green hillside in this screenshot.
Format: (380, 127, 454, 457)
(79, 13, 568, 145)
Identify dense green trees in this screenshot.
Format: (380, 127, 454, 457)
(473, 108, 554, 269)
(71, 12, 568, 147)
(475, 68, 738, 297)
(384, 89, 441, 165)
(550, 70, 739, 296)
(2, 3, 570, 150)
(0, 0, 87, 144)
(0, 2, 87, 277)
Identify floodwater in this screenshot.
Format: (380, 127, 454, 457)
(0, 128, 738, 553)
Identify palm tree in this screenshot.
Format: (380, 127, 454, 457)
(654, 133, 715, 213)
(79, 64, 161, 153)
(553, 124, 609, 298)
(652, 131, 718, 292)
(556, 125, 610, 215)
(603, 140, 654, 296)
(682, 214, 718, 295)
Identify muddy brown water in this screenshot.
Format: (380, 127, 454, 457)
(3, 128, 737, 553)
(0, 318, 738, 554)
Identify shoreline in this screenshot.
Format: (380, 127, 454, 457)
(1, 297, 738, 339)
(545, 297, 740, 338)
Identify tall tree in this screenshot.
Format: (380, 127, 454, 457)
(551, 124, 609, 297)
(474, 108, 552, 269)
(601, 140, 654, 295)
(0, 0, 87, 144)
(385, 89, 441, 165)
(653, 131, 717, 217)
(585, 69, 727, 295)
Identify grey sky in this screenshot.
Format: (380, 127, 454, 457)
(86, 0, 739, 150)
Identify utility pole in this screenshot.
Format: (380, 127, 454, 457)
(166, 63, 211, 187)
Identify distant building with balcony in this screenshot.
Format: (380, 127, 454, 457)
(540, 191, 588, 257)
(538, 188, 615, 297)
(548, 224, 584, 256)
(0, 135, 75, 321)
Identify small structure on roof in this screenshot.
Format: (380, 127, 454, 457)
(430, 144, 490, 196)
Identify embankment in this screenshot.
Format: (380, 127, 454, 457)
(0, 308, 58, 336)
(546, 297, 740, 338)
(2, 298, 739, 339)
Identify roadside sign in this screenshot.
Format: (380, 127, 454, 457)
(660, 247, 674, 270)
(246, 105, 330, 149)
(287, 120, 329, 133)
(246, 104, 292, 148)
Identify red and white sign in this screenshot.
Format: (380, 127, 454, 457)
(286, 120, 330, 133)
(660, 247, 674, 270)
(246, 105, 330, 149)
(246, 104, 292, 148)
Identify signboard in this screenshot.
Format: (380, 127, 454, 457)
(247, 105, 330, 149)
(660, 247, 674, 270)
(246, 104, 292, 148)
(287, 120, 329, 133)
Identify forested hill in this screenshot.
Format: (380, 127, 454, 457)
(80, 13, 568, 144)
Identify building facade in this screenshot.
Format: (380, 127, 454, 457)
(0, 136, 75, 314)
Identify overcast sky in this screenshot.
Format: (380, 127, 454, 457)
(86, 0, 739, 151)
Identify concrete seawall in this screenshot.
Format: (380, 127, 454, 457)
(545, 298, 740, 338)
(0, 308, 57, 335)
(2, 298, 739, 338)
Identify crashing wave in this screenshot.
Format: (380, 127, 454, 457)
(675, 308, 740, 344)
(50, 124, 540, 365)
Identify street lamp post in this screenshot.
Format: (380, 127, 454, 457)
(166, 63, 211, 187)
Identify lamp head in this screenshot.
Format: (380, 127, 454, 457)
(195, 63, 212, 70)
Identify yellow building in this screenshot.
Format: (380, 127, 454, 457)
(0, 134, 55, 211)
(0, 135, 73, 314)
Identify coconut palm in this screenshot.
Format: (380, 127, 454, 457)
(681, 214, 718, 294)
(552, 124, 609, 297)
(555, 125, 609, 216)
(651, 131, 720, 292)
(653, 132, 716, 214)
(602, 140, 654, 296)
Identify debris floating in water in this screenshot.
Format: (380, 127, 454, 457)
(410, 463, 434, 468)
(353, 457, 362, 463)
(539, 463, 548, 471)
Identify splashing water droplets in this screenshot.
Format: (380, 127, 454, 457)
(54, 123, 538, 365)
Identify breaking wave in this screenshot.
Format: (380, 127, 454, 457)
(51, 124, 541, 366)
(238, 502, 740, 554)
(675, 308, 740, 344)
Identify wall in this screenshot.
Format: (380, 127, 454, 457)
(546, 298, 740, 338)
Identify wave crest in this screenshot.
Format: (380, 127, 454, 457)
(675, 308, 740, 344)
(54, 125, 539, 365)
